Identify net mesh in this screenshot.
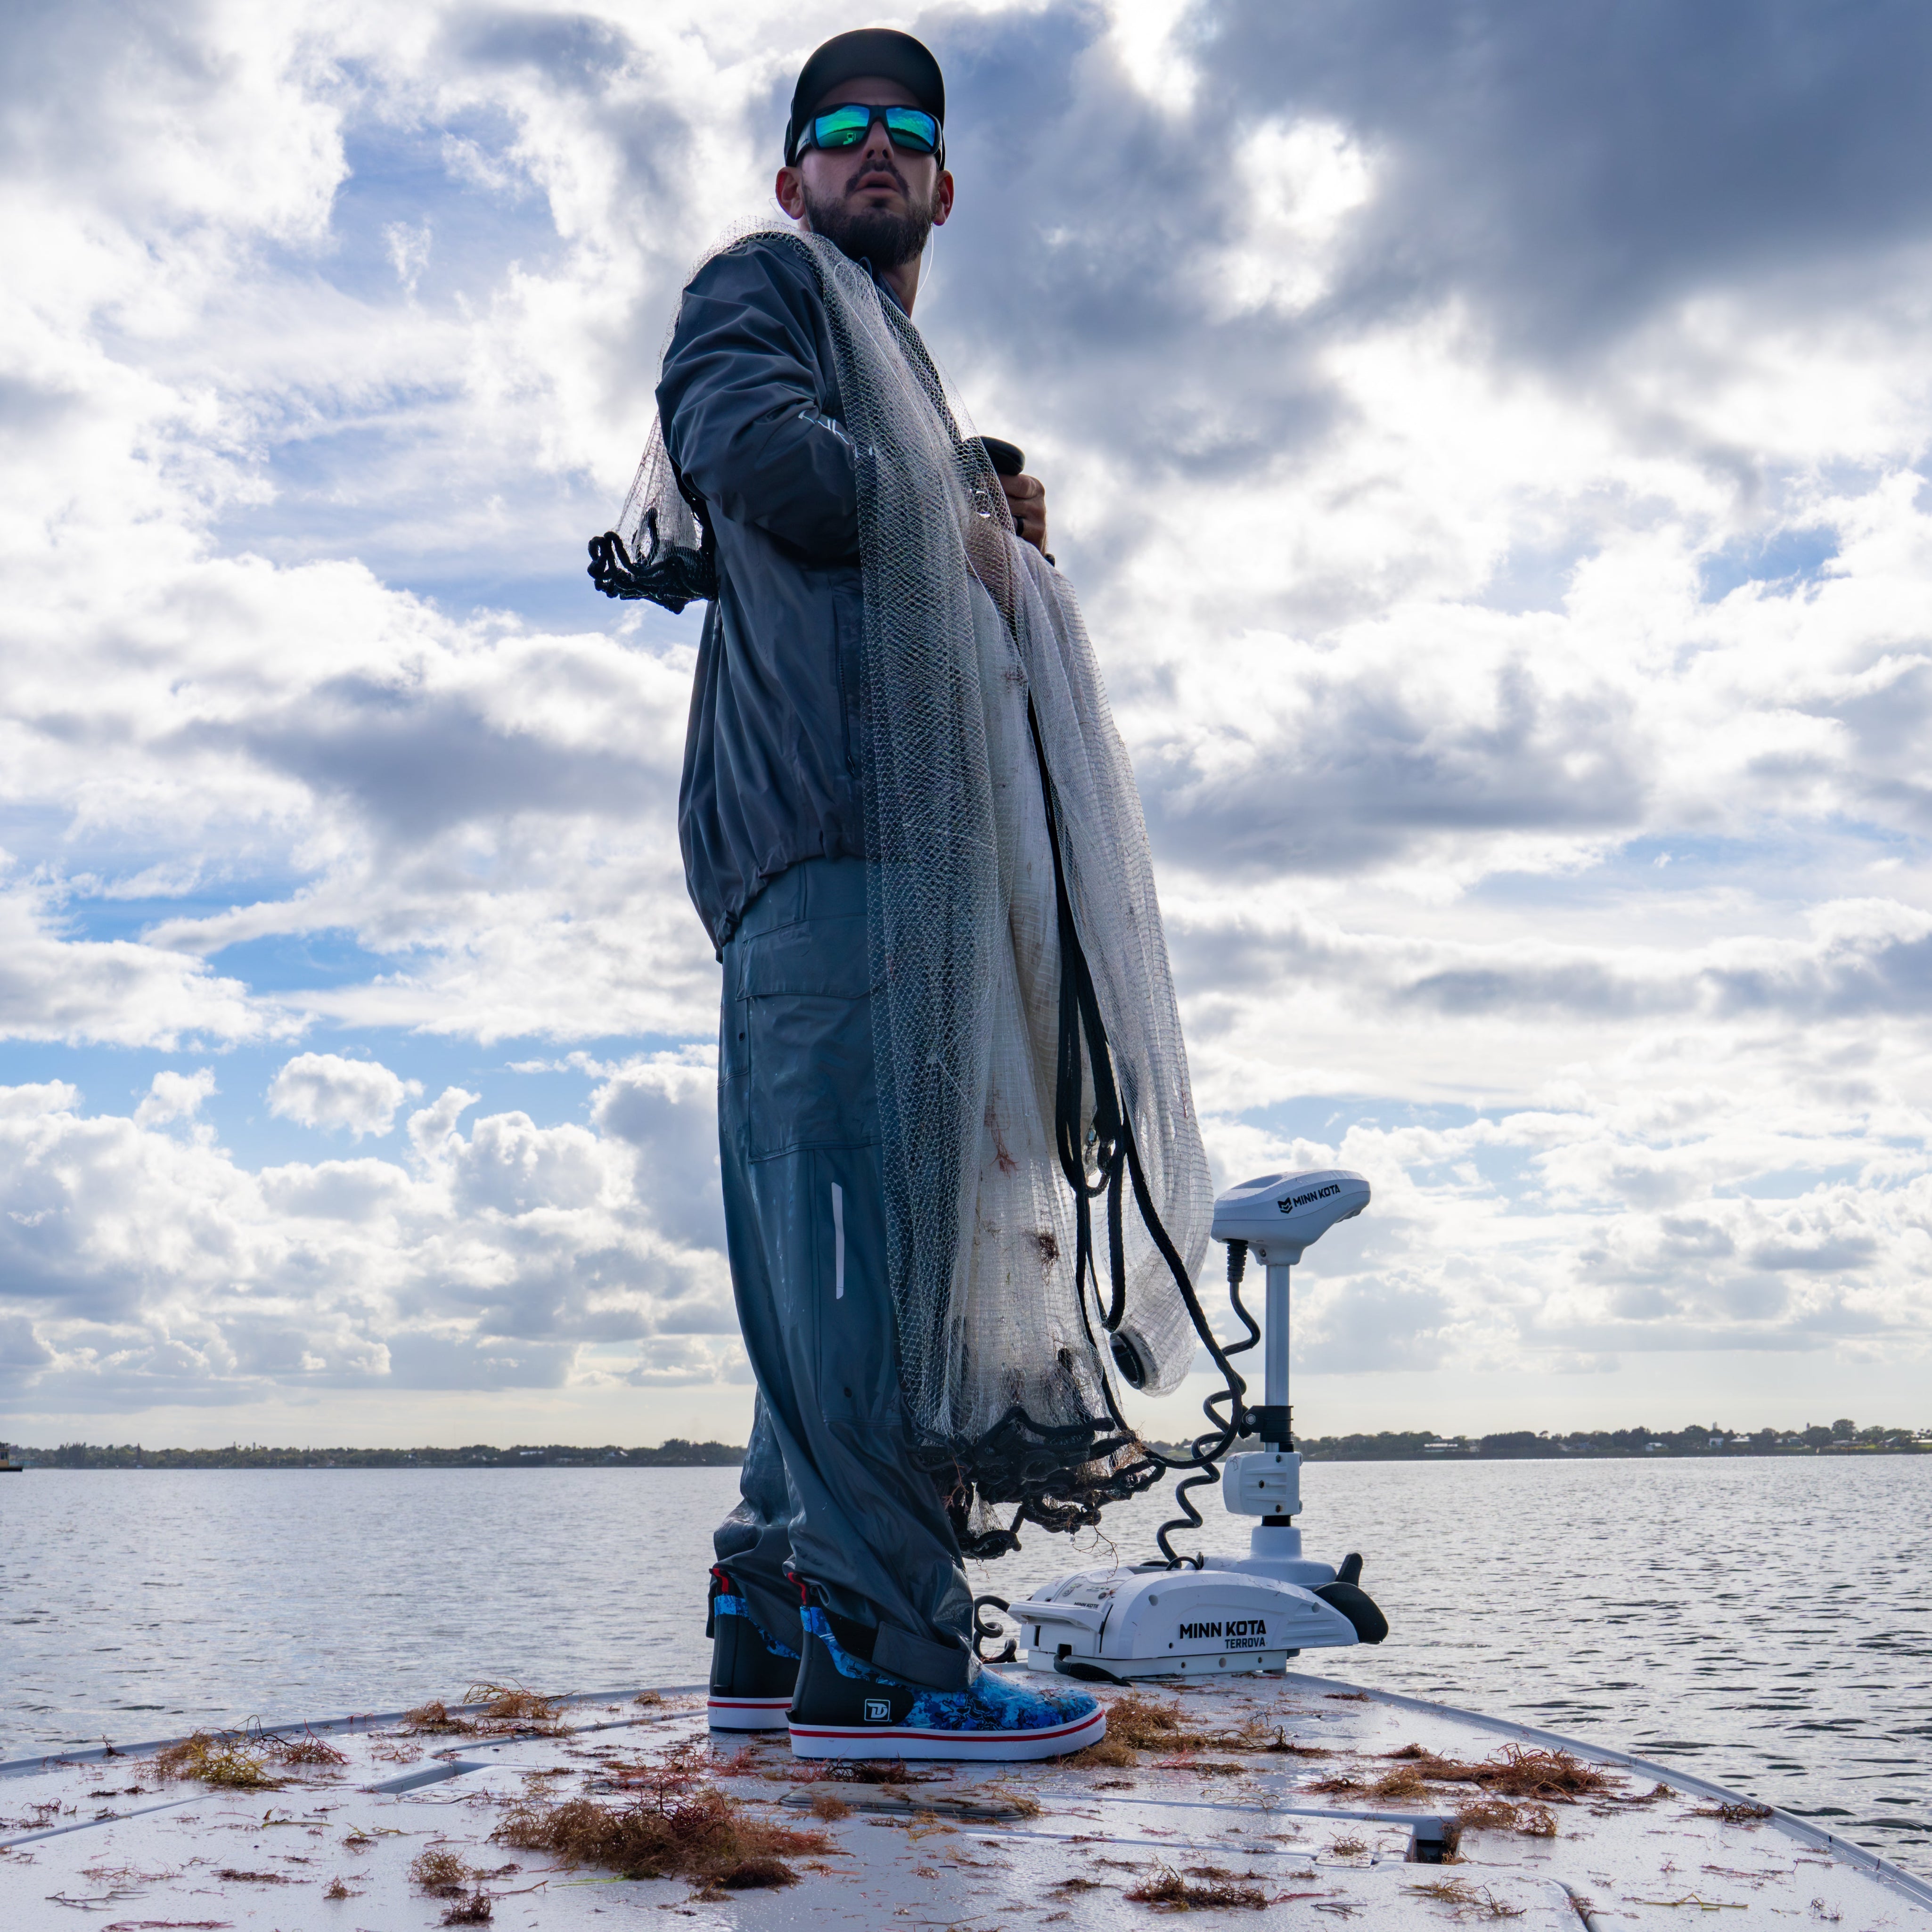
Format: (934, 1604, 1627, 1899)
(638, 228, 1212, 1553)
(616, 424, 702, 560)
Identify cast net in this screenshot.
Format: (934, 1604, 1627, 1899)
(625, 228, 1213, 1555)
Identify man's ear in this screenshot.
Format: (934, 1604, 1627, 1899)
(932, 168, 955, 229)
(776, 165, 807, 221)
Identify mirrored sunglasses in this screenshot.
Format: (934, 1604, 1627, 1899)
(800, 102, 941, 158)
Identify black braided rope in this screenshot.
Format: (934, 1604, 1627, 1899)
(587, 506, 717, 613)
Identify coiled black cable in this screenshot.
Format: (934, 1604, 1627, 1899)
(971, 1593, 1017, 1663)
(1150, 1238, 1260, 1564)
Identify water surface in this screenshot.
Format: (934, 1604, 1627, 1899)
(3, 1456, 1926, 1875)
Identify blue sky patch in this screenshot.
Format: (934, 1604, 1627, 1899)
(1699, 525, 1840, 603)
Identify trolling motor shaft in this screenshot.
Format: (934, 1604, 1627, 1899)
(1262, 1254, 1293, 1443)
(1215, 1261, 1302, 1529)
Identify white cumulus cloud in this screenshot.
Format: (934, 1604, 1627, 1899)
(268, 1054, 422, 1139)
(134, 1068, 217, 1128)
(0, 1064, 736, 1418)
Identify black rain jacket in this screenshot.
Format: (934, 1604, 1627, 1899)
(659, 236, 884, 956)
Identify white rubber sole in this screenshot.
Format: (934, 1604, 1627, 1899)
(788, 1704, 1106, 1761)
(707, 1695, 792, 1732)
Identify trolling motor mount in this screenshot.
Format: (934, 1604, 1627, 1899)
(1007, 1168, 1387, 1681)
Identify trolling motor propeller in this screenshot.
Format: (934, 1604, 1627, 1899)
(1005, 1168, 1388, 1680)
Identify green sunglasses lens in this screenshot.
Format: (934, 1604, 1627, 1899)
(809, 105, 940, 155)
(813, 105, 874, 147)
(883, 107, 938, 153)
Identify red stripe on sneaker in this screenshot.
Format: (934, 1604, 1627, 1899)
(786, 1710, 1102, 1742)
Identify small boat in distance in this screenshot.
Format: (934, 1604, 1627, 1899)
(0, 1442, 23, 1472)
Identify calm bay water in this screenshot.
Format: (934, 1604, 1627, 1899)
(3, 1457, 1927, 1875)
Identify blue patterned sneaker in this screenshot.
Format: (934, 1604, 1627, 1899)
(706, 1567, 800, 1731)
(786, 1604, 1106, 1760)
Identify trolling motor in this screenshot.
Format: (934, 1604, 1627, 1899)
(1007, 1169, 1389, 1682)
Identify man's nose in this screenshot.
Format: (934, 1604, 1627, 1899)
(860, 118, 895, 165)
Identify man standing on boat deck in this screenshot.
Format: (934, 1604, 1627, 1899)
(655, 29, 1099, 1759)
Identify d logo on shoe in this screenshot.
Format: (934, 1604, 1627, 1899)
(864, 1698, 891, 1723)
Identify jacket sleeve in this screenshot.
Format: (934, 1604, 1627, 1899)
(656, 242, 860, 561)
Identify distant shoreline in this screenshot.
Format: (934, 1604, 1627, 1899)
(6, 1422, 1926, 1470)
(3, 1439, 746, 1470)
(1233, 1423, 1932, 1462)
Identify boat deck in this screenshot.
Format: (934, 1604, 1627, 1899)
(3, 1669, 1926, 1929)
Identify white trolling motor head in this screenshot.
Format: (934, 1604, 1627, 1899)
(1006, 1168, 1388, 1684)
(1211, 1167, 1370, 1262)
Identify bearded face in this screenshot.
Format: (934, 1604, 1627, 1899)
(802, 152, 937, 274)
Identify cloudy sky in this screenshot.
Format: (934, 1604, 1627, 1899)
(5, 0, 1932, 1452)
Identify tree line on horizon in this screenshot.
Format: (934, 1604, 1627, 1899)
(4, 1439, 747, 1469)
(7, 1417, 1927, 1469)
(1288, 1417, 1931, 1459)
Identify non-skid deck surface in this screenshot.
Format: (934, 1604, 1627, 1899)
(2, 1671, 1925, 1929)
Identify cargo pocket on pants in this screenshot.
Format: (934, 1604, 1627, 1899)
(741, 913, 876, 1161)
